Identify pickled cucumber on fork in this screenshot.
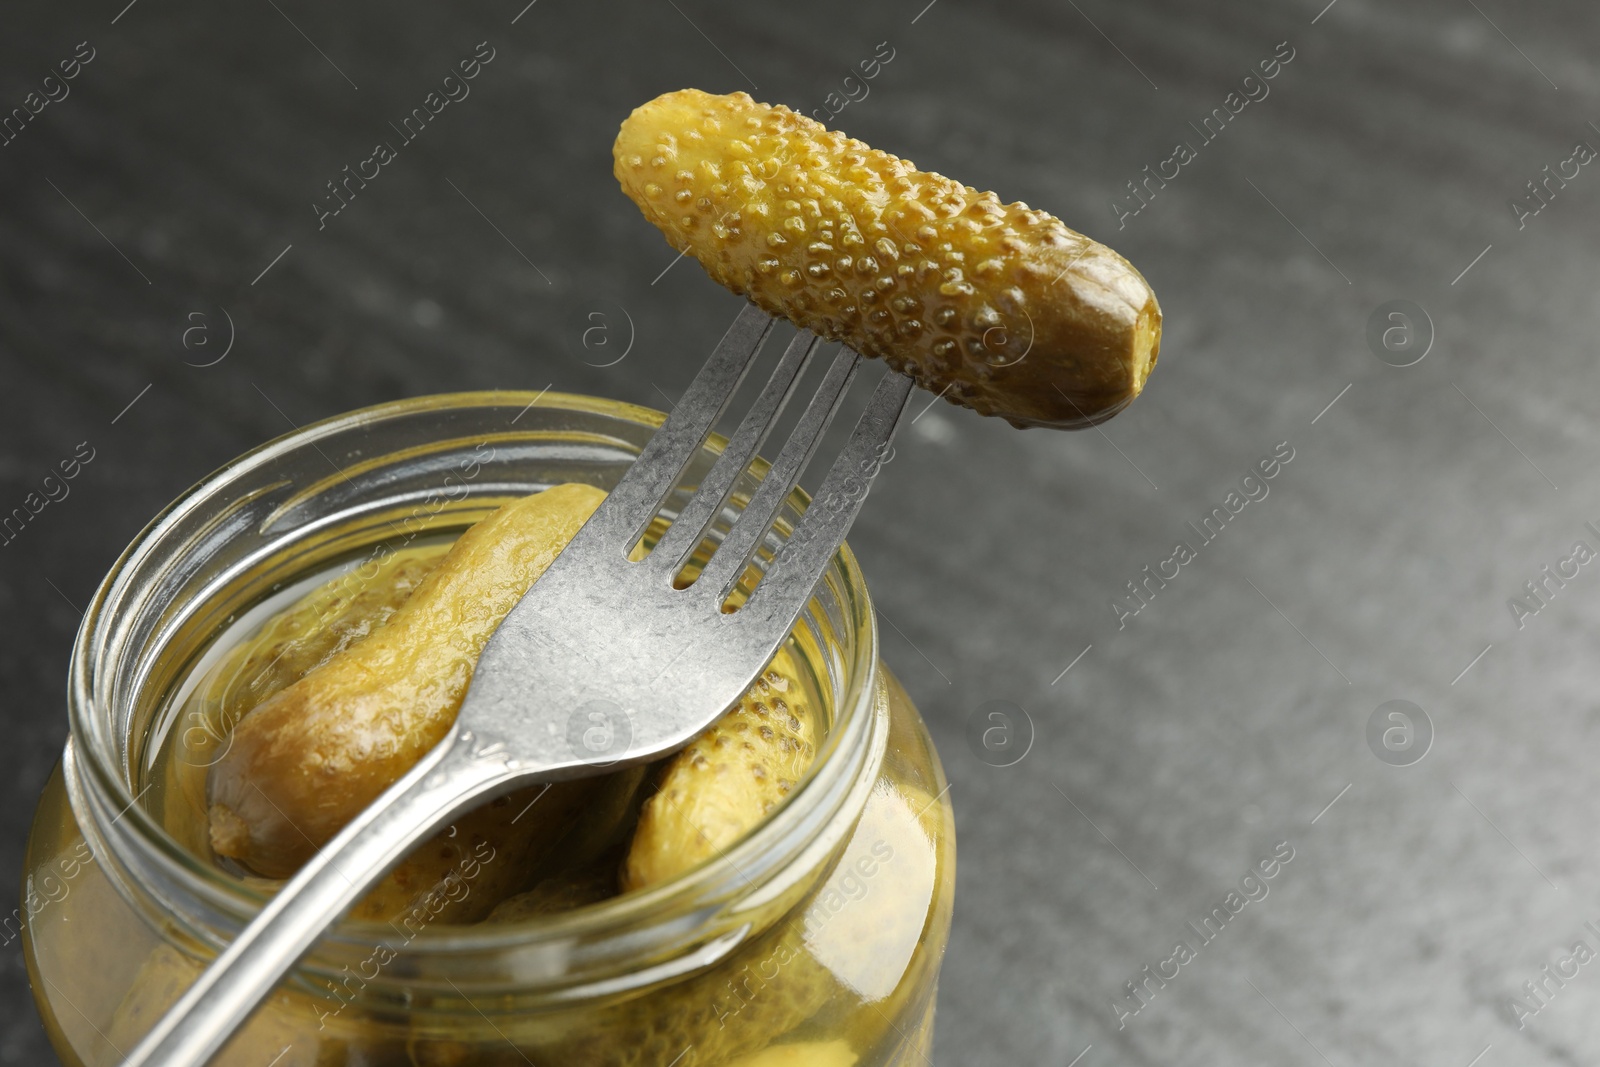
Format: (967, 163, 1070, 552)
(614, 88, 1162, 429)
(206, 483, 607, 878)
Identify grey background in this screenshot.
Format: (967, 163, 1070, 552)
(3, 0, 1599, 1063)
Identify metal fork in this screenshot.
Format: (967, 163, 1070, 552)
(123, 302, 914, 1067)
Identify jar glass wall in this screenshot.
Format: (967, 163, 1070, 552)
(21, 392, 955, 1067)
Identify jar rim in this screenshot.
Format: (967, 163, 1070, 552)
(63, 389, 886, 994)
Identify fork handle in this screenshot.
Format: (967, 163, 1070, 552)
(122, 733, 515, 1067)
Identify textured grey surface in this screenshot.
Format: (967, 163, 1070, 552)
(4, 0, 1600, 1063)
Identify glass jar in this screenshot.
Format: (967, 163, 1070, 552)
(20, 391, 955, 1067)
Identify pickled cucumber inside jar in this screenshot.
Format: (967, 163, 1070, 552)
(113, 480, 950, 1067)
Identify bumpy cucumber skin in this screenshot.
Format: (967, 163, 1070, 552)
(622, 659, 815, 892)
(615, 88, 1162, 429)
(178, 543, 619, 924)
(206, 484, 606, 878)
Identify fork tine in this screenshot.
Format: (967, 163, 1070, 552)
(694, 345, 862, 598)
(581, 303, 774, 553)
(739, 369, 914, 612)
(651, 328, 825, 572)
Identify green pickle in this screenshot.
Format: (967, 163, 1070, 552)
(24, 484, 953, 1066)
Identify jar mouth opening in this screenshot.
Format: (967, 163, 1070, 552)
(65, 390, 884, 980)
